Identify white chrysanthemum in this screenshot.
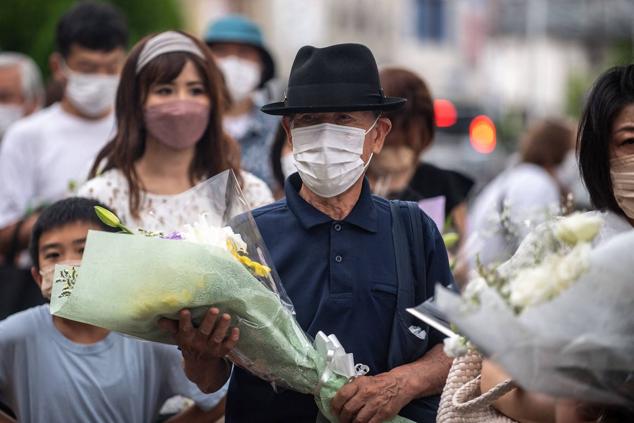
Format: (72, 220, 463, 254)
(181, 214, 247, 252)
(509, 261, 554, 309)
(443, 335, 469, 358)
(510, 243, 590, 310)
(464, 277, 488, 301)
(554, 243, 590, 286)
(554, 213, 603, 245)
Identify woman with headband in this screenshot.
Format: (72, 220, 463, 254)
(79, 31, 273, 232)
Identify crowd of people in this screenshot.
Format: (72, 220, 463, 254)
(0, 1, 632, 423)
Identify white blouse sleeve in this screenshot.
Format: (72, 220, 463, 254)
(241, 171, 274, 209)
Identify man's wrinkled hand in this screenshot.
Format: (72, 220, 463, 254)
(330, 373, 412, 423)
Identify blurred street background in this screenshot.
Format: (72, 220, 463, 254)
(1, 0, 632, 193)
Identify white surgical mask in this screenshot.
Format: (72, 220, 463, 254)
(291, 118, 378, 198)
(610, 155, 634, 220)
(65, 67, 118, 117)
(217, 56, 261, 103)
(0, 104, 23, 138)
(280, 154, 297, 179)
(39, 260, 82, 300)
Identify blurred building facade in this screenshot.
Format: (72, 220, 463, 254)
(186, 0, 632, 121)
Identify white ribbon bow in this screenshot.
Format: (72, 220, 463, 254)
(313, 331, 370, 394)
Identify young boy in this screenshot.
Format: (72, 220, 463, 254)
(0, 197, 226, 422)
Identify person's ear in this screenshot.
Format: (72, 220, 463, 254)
(31, 266, 42, 289)
(371, 117, 391, 154)
(282, 116, 293, 149)
(49, 52, 66, 82)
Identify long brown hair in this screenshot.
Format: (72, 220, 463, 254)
(89, 31, 241, 218)
(380, 67, 435, 158)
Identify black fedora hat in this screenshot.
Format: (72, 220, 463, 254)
(261, 43, 406, 115)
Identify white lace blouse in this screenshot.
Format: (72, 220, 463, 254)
(77, 169, 274, 233)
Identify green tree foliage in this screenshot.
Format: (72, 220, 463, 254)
(566, 40, 633, 118)
(0, 0, 183, 78)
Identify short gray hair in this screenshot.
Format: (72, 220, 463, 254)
(0, 52, 45, 107)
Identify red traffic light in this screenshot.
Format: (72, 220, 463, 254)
(469, 115, 496, 154)
(434, 99, 457, 128)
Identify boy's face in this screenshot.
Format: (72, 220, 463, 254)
(31, 221, 100, 299)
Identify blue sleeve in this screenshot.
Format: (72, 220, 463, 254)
(0, 310, 32, 405)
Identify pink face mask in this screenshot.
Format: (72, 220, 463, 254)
(144, 100, 210, 149)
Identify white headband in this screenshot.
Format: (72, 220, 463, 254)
(136, 31, 205, 74)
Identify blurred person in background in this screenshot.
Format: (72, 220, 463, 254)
(0, 52, 44, 141)
(79, 31, 272, 234)
(204, 15, 281, 191)
(0, 1, 127, 262)
(468, 118, 575, 267)
(269, 122, 294, 198)
(368, 67, 474, 243)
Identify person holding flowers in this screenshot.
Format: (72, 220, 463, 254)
(78, 31, 273, 233)
(486, 63, 634, 423)
(169, 43, 456, 423)
(437, 64, 634, 423)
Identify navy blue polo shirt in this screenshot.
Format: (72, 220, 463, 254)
(226, 174, 452, 423)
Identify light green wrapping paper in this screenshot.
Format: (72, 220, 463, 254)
(50, 231, 412, 422)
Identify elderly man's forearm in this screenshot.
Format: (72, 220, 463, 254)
(387, 343, 452, 399)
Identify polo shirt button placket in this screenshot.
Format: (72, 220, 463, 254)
(333, 223, 342, 232)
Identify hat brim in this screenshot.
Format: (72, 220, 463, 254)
(261, 96, 406, 116)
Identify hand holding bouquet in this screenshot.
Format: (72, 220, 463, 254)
(51, 171, 412, 422)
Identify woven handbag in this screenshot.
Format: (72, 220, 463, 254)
(437, 349, 517, 423)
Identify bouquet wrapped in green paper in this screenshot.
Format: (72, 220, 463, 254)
(50, 170, 412, 423)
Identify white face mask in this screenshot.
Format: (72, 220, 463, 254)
(280, 154, 297, 179)
(65, 68, 118, 117)
(610, 155, 634, 220)
(0, 104, 23, 138)
(39, 260, 82, 300)
(217, 56, 261, 103)
(291, 118, 378, 198)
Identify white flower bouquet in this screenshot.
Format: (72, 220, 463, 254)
(414, 213, 634, 406)
(50, 170, 413, 423)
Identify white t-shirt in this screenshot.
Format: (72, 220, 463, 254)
(469, 163, 561, 266)
(78, 168, 274, 233)
(0, 104, 114, 227)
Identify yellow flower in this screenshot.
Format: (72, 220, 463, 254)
(226, 239, 271, 277)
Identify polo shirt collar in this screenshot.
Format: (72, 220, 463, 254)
(285, 173, 378, 233)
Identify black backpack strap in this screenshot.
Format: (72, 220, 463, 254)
(389, 200, 440, 422)
(404, 201, 426, 303)
(388, 200, 428, 366)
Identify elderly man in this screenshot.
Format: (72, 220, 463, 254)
(0, 52, 44, 140)
(171, 43, 454, 423)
